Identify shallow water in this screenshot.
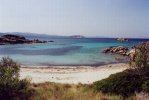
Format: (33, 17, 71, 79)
(0, 38, 148, 66)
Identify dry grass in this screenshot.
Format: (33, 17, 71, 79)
(132, 92, 149, 100)
(30, 82, 122, 100)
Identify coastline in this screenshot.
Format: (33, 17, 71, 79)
(20, 63, 129, 84)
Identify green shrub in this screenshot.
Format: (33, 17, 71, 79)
(93, 69, 143, 97)
(141, 71, 149, 92)
(0, 57, 34, 100)
(130, 44, 149, 75)
(93, 68, 149, 97)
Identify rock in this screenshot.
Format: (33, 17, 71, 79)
(129, 53, 136, 61)
(113, 48, 118, 52)
(103, 41, 149, 61)
(118, 50, 124, 53)
(49, 40, 54, 42)
(0, 34, 48, 45)
(103, 46, 129, 56)
(127, 49, 135, 56)
(103, 48, 110, 53)
(117, 38, 128, 42)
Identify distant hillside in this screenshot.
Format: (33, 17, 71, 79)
(69, 35, 85, 38)
(0, 32, 68, 39)
(0, 32, 110, 39)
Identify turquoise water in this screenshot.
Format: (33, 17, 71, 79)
(0, 38, 148, 66)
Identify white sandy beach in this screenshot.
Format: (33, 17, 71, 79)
(20, 63, 129, 84)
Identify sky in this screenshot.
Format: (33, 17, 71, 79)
(0, 0, 149, 38)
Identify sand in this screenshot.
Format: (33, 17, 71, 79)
(20, 63, 129, 84)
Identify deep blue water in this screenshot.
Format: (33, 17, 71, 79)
(0, 38, 149, 67)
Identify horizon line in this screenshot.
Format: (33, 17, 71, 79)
(0, 31, 149, 39)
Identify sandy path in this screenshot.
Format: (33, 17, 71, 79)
(20, 63, 129, 84)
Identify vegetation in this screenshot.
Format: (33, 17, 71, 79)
(93, 69, 141, 97)
(130, 44, 149, 75)
(0, 57, 34, 100)
(93, 44, 149, 98)
(31, 82, 121, 100)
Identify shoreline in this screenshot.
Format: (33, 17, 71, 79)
(20, 63, 129, 84)
(20, 61, 128, 68)
(20, 62, 127, 68)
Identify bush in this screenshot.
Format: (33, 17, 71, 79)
(130, 44, 149, 75)
(93, 68, 149, 97)
(93, 69, 143, 97)
(0, 57, 34, 100)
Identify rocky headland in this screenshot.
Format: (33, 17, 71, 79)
(0, 34, 48, 45)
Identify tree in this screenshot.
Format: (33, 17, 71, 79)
(0, 57, 33, 100)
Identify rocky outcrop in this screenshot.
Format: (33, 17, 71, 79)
(117, 38, 128, 42)
(103, 42, 149, 61)
(103, 46, 137, 62)
(103, 46, 129, 56)
(0, 34, 47, 45)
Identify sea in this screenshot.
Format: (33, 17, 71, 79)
(0, 37, 149, 67)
